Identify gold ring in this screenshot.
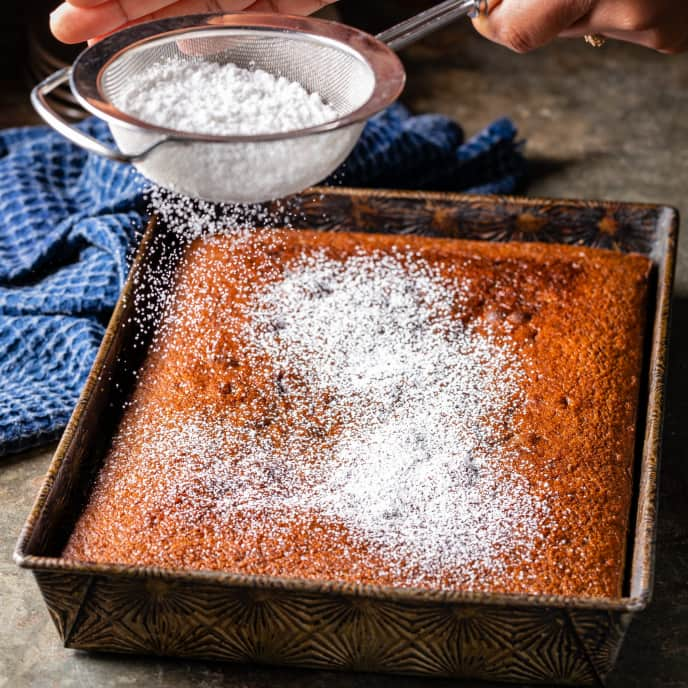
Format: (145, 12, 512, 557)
(584, 34, 607, 47)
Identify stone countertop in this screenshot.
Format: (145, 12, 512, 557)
(2, 22, 687, 688)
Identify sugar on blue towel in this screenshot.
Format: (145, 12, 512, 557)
(0, 104, 525, 456)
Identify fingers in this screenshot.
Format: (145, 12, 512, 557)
(561, 24, 688, 53)
(569, 0, 660, 33)
(561, 0, 688, 53)
(472, 0, 595, 53)
(64, 0, 110, 7)
(51, 0, 336, 44)
(51, 2, 116, 44)
(472, 0, 688, 54)
(50, 0, 253, 44)
(51, 0, 181, 43)
(247, 0, 334, 12)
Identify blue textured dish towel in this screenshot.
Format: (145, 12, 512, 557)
(0, 103, 525, 456)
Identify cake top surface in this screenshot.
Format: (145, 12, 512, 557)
(64, 229, 652, 598)
(136, 239, 543, 588)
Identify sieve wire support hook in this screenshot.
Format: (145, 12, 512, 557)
(31, 67, 171, 163)
(377, 0, 489, 52)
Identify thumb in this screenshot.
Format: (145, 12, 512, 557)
(472, 0, 594, 53)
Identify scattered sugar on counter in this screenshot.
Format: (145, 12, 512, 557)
(114, 59, 337, 135)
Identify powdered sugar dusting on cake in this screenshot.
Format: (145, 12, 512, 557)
(113, 240, 549, 589)
(250, 250, 544, 582)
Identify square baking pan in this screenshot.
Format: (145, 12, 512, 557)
(15, 188, 678, 686)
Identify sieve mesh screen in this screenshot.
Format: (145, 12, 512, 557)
(101, 29, 376, 129)
(61, 14, 403, 201)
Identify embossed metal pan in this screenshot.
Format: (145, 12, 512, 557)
(15, 188, 678, 686)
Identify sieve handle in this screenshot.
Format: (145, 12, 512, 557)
(31, 67, 161, 163)
(377, 0, 489, 51)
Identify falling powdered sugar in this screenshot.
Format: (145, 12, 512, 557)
(127, 186, 295, 346)
(145, 184, 293, 239)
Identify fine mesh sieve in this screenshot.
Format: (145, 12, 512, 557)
(32, 3, 487, 203)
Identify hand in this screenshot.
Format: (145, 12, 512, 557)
(50, 0, 336, 44)
(472, 0, 688, 54)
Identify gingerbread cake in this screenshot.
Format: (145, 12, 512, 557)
(63, 229, 651, 598)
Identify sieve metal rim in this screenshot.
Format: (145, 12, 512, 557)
(69, 12, 406, 144)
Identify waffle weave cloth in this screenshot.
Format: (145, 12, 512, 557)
(0, 104, 525, 456)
